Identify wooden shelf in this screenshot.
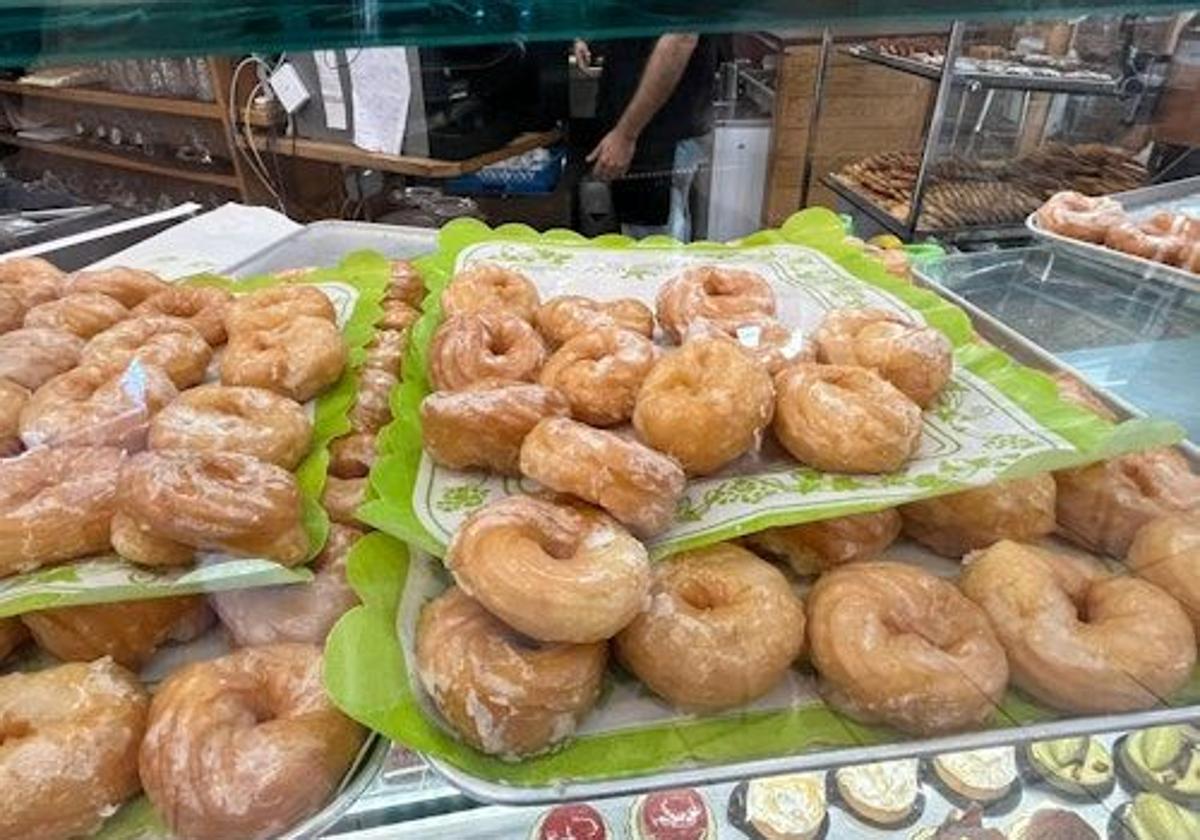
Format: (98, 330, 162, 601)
(243, 129, 562, 179)
(0, 80, 275, 126)
(0, 133, 241, 189)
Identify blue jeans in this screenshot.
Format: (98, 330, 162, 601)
(622, 136, 707, 242)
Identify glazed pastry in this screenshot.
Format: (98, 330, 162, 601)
(615, 543, 805, 710)
(0, 617, 27, 661)
(519, 417, 686, 537)
(0, 446, 122, 575)
(655, 265, 776, 342)
(1106, 217, 1187, 264)
(806, 561, 1008, 734)
(149, 384, 313, 469)
(224, 284, 336, 335)
(421, 379, 570, 475)
(385, 259, 425, 307)
(628, 788, 715, 840)
(531, 804, 611, 840)
(959, 540, 1196, 713)
(377, 299, 420, 332)
(1117, 726, 1200, 805)
(534, 295, 654, 347)
(1052, 372, 1117, 421)
(82, 314, 212, 388)
(0, 659, 148, 840)
(1182, 240, 1200, 274)
(133, 286, 234, 345)
(813, 307, 953, 407)
(415, 587, 606, 757)
(112, 450, 309, 566)
(440, 262, 540, 321)
(1035, 191, 1125, 243)
(221, 315, 347, 402)
(138, 643, 366, 840)
(0, 327, 84, 389)
(0, 256, 64, 309)
(729, 774, 826, 840)
(68, 266, 170, 307)
(1115, 793, 1200, 840)
(321, 476, 365, 525)
(21, 595, 213, 669)
(633, 334, 774, 475)
(1022, 736, 1115, 798)
(0, 378, 28, 455)
(539, 326, 657, 426)
(899, 474, 1057, 558)
(773, 363, 922, 474)
(834, 759, 921, 827)
(429, 311, 546, 391)
(364, 328, 406, 374)
(687, 316, 815, 374)
(349, 366, 397, 434)
(24, 291, 128, 338)
(1007, 808, 1099, 840)
(212, 524, 363, 646)
(328, 431, 377, 479)
(744, 509, 901, 574)
(0, 288, 24, 333)
(932, 747, 1019, 803)
(1128, 513, 1200, 631)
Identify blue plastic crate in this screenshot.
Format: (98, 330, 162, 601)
(446, 146, 566, 196)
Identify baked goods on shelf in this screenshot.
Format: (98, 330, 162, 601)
(899, 474, 1057, 557)
(655, 265, 776, 342)
(349, 366, 398, 435)
(531, 804, 612, 840)
(328, 430, 377, 479)
(1116, 725, 1200, 805)
(1127, 513, 1200, 632)
(68, 266, 170, 307)
(833, 759, 921, 827)
(321, 476, 366, 525)
(133, 286, 233, 346)
(690, 316, 815, 374)
(1115, 793, 1200, 840)
(429, 311, 546, 391)
(0, 256, 64, 310)
(1035, 191, 1126, 243)
(1022, 735, 1115, 799)
(539, 326, 658, 427)
(82, 315, 212, 388)
(744, 508, 901, 574)
(24, 291, 129, 338)
(440, 262, 540, 322)
(931, 747, 1019, 804)
(221, 312, 347, 402)
(224, 284, 336, 334)
(534, 295, 654, 347)
(729, 773, 826, 840)
(0, 327, 84, 389)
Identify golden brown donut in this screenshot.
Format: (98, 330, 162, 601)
(688, 316, 815, 375)
(0, 659, 148, 840)
(82, 314, 212, 388)
(0, 377, 28, 455)
(1035, 191, 1125, 243)
(24, 291, 129, 338)
(112, 450, 309, 566)
(655, 265, 776, 342)
(534, 295, 655, 347)
(814, 308, 953, 407)
(428, 311, 546, 391)
(68, 266, 170, 307)
(0, 327, 84, 389)
(633, 335, 774, 475)
(744, 509, 901, 574)
(21, 595, 213, 669)
(415, 587, 606, 757)
(225, 284, 336, 335)
(615, 542, 805, 710)
(139, 643, 365, 840)
(148, 384, 313, 469)
(440, 263, 540, 321)
(960, 540, 1196, 713)
(220, 315, 347, 402)
(321, 476, 365, 525)
(0, 288, 26, 333)
(20, 362, 177, 450)
(1055, 448, 1200, 557)
(133, 286, 233, 346)
(364, 328, 406, 374)
(539, 326, 658, 426)
(328, 431, 376, 479)
(449, 495, 650, 643)
(519, 417, 686, 537)
(385, 260, 426, 307)
(349, 366, 397, 435)
(773, 363, 922, 474)
(1127, 513, 1200, 632)
(421, 379, 570, 474)
(1052, 371, 1118, 421)
(899, 474, 1057, 558)
(0, 617, 27, 661)
(1104, 218, 1186, 265)
(807, 561, 1008, 734)
(0, 257, 63, 308)
(0, 446, 122, 575)
(378, 299, 420, 332)
(212, 524, 363, 647)
(1181, 240, 1200, 274)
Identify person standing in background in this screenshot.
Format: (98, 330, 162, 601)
(576, 34, 718, 241)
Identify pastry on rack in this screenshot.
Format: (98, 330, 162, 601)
(899, 474, 1056, 558)
(1114, 793, 1200, 840)
(530, 804, 612, 840)
(134, 286, 233, 346)
(931, 747, 1020, 805)
(0, 327, 84, 389)
(68, 266, 170, 307)
(1127, 513, 1200, 631)
(1116, 725, 1200, 806)
(655, 265, 776, 342)
(220, 314, 347, 402)
(440, 262, 540, 322)
(744, 509, 901, 574)
(728, 773, 827, 840)
(224, 285, 335, 335)
(24, 291, 129, 338)
(82, 315, 212, 388)
(833, 759, 922, 828)
(534, 295, 654, 347)
(1021, 735, 1115, 799)
(539, 326, 657, 427)
(628, 788, 715, 840)
(428, 311, 546, 391)
(328, 431, 377, 479)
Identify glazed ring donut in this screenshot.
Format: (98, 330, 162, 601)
(0, 257, 64, 308)
(744, 508, 901, 574)
(428, 311, 546, 391)
(386, 259, 426, 307)
(0, 446, 122, 575)
(688, 316, 815, 374)
(82, 315, 212, 388)
(349, 366, 398, 435)
(519, 417, 686, 537)
(899, 474, 1057, 558)
(24, 292, 129, 338)
(534, 295, 655, 347)
(328, 431, 376, 479)
(377, 299, 420, 333)
(960, 540, 1196, 713)
(20, 362, 178, 450)
(1035, 191, 1126, 243)
(773, 363, 922, 474)
(212, 523, 363, 646)
(133, 286, 233, 346)
(363, 328, 406, 374)
(220, 316, 347, 402)
(0, 378, 28, 455)
(139, 643, 366, 840)
(420, 379, 570, 475)
(0, 659, 148, 840)
(1055, 448, 1200, 557)
(449, 495, 650, 643)
(633, 335, 774, 475)
(615, 542, 806, 710)
(0, 288, 25, 333)
(440, 262, 540, 321)
(148, 384, 313, 469)
(416, 586, 606, 757)
(112, 450, 309, 566)
(655, 265, 776, 342)
(0, 327, 84, 389)
(21, 595, 212, 669)
(1105, 221, 1185, 265)
(68, 267, 170, 307)
(1128, 513, 1200, 633)
(539, 326, 658, 426)
(321, 476, 365, 525)
(0, 617, 26, 661)
(225, 284, 336, 335)
(807, 561, 1008, 734)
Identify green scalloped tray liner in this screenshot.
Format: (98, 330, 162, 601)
(0, 250, 389, 619)
(357, 208, 1183, 558)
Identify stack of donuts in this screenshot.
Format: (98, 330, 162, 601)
(1036, 191, 1200, 274)
(412, 259, 1200, 761)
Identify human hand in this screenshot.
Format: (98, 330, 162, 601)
(586, 129, 636, 180)
(573, 39, 592, 68)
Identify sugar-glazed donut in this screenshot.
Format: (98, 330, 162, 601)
(440, 262, 540, 322)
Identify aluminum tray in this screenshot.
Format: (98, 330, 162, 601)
(1026, 175, 1200, 293)
(222, 220, 438, 278)
(281, 735, 390, 839)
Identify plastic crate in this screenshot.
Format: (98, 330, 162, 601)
(446, 146, 566, 196)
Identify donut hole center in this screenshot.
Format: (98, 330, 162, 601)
(0, 715, 33, 745)
(677, 579, 730, 611)
(485, 328, 515, 356)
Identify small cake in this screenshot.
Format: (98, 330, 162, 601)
(933, 747, 1019, 804)
(628, 788, 714, 840)
(531, 804, 610, 840)
(729, 773, 827, 840)
(833, 758, 921, 826)
(1021, 736, 1114, 799)
(1117, 725, 1200, 805)
(1007, 808, 1098, 840)
(1114, 793, 1200, 840)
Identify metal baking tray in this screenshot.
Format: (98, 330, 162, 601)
(1026, 175, 1200, 293)
(282, 734, 390, 839)
(222, 221, 438, 278)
